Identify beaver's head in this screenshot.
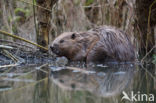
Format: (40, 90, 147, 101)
(50, 32, 88, 61)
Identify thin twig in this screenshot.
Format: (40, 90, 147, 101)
(36, 63, 49, 69)
(0, 39, 35, 50)
(140, 64, 155, 80)
(0, 45, 13, 49)
(0, 64, 18, 68)
(2, 49, 18, 62)
(16, 69, 36, 78)
(141, 45, 156, 64)
(36, 64, 49, 74)
(0, 30, 48, 51)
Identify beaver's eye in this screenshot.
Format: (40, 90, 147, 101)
(60, 40, 64, 43)
(71, 33, 76, 39)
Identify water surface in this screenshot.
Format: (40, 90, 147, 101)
(0, 63, 155, 103)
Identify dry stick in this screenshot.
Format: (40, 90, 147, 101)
(0, 50, 19, 69)
(0, 45, 13, 49)
(0, 64, 18, 68)
(0, 30, 48, 51)
(3, 49, 18, 62)
(0, 39, 35, 51)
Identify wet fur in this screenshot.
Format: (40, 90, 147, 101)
(51, 26, 135, 63)
(87, 26, 135, 62)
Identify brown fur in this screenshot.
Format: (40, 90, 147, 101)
(50, 26, 135, 63)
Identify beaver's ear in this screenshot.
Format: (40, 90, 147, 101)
(71, 33, 76, 39)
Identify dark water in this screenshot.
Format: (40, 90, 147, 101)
(0, 63, 155, 103)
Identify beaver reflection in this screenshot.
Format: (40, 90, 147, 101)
(50, 64, 137, 97)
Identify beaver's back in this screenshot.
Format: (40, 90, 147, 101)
(86, 26, 135, 62)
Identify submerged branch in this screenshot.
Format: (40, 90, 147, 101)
(66, 66, 95, 74)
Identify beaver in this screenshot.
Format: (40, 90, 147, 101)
(50, 26, 135, 63)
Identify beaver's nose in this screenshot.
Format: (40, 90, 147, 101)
(50, 46, 54, 51)
(50, 44, 59, 52)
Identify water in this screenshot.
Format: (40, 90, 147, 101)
(0, 63, 155, 103)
